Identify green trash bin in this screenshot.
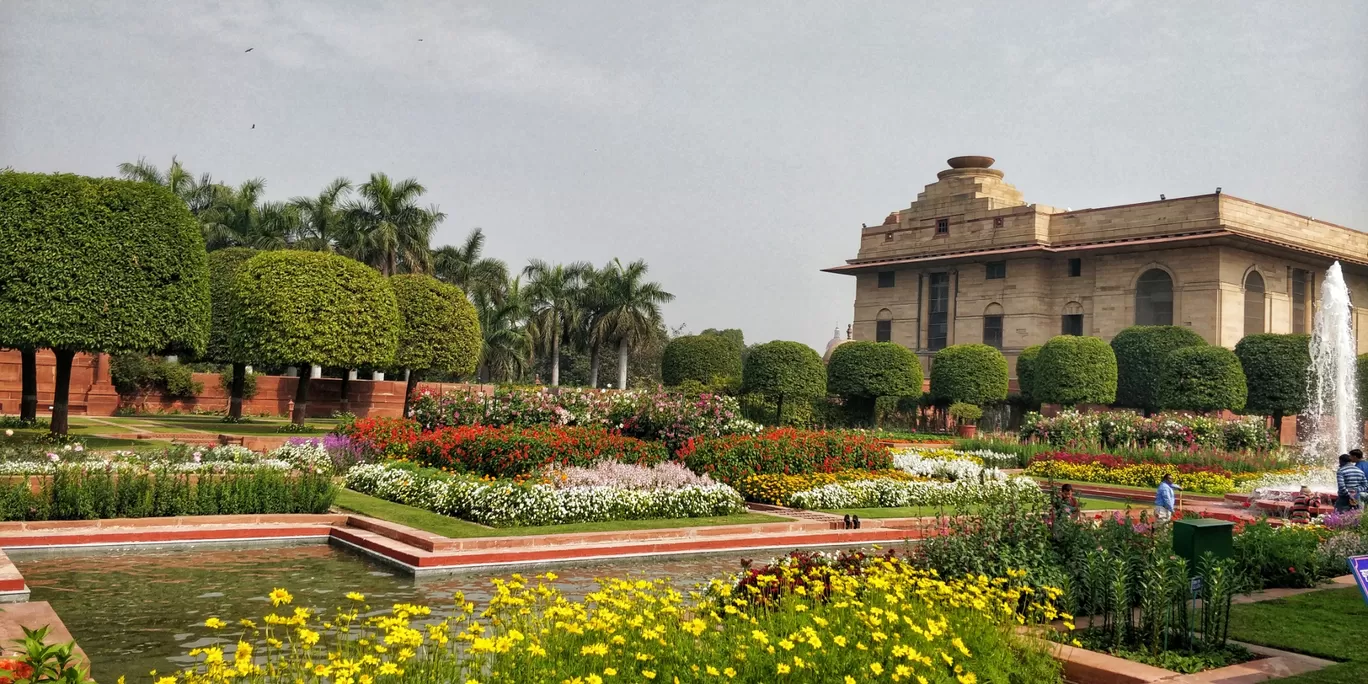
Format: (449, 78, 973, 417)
(1173, 518, 1234, 574)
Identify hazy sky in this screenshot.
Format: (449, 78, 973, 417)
(3, 1, 1366, 352)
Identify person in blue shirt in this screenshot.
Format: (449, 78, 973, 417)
(1352, 449, 1367, 479)
(1155, 474, 1178, 524)
(1336, 453, 1367, 513)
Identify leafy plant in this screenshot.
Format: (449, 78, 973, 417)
(110, 353, 203, 399)
(1034, 335, 1117, 406)
(826, 341, 923, 424)
(930, 344, 1009, 406)
(740, 341, 826, 425)
(1234, 334, 1310, 420)
(1111, 326, 1207, 411)
(1159, 346, 1247, 412)
(1015, 344, 1042, 403)
(677, 429, 892, 484)
(2, 625, 87, 684)
(948, 402, 983, 422)
(661, 334, 742, 388)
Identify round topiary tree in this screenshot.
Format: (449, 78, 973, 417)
(827, 341, 923, 425)
(929, 343, 1009, 407)
(230, 251, 400, 424)
(0, 173, 211, 435)
(1034, 335, 1117, 407)
(741, 340, 826, 425)
(1234, 333, 1310, 425)
(1015, 345, 1042, 403)
(1111, 325, 1207, 412)
(391, 274, 482, 416)
(1158, 346, 1247, 412)
(661, 334, 743, 389)
(206, 247, 258, 419)
(1357, 353, 1368, 416)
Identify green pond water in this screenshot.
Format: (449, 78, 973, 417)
(14, 542, 790, 683)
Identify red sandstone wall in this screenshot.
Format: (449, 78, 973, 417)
(0, 350, 119, 416)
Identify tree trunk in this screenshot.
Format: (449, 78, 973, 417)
(589, 344, 601, 388)
(291, 373, 310, 425)
(550, 329, 561, 387)
(19, 348, 37, 423)
(229, 362, 246, 419)
(616, 339, 629, 390)
(775, 394, 785, 426)
(339, 372, 351, 415)
(49, 349, 75, 437)
(402, 369, 420, 417)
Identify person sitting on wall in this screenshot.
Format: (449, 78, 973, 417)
(1154, 473, 1179, 525)
(1352, 449, 1367, 479)
(1288, 485, 1320, 524)
(1336, 453, 1366, 513)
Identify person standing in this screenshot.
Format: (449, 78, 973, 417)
(1155, 474, 1178, 524)
(1352, 449, 1367, 479)
(1336, 453, 1366, 513)
(1288, 485, 1320, 524)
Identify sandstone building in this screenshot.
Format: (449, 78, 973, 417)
(824, 156, 1368, 379)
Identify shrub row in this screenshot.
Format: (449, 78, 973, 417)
(1025, 459, 1236, 494)
(408, 425, 667, 477)
(733, 469, 919, 505)
(786, 475, 1043, 510)
(1020, 410, 1277, 453)
(675, 428, 892, 483)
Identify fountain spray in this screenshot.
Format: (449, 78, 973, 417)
(1302, 261, 1360, 463)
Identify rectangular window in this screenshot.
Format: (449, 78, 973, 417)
(927, 272, 950, 350)
(935, 218, 949, 235)
(1068, 258, 1082, 277)
(1062, 314, 1084, 336)
(877, 271, 895, 289)
(982, 315, 1003, 349)
(876, 320, 892, 343)
(985, 261, 1006, 280)
(1292, 269, 1308, 334)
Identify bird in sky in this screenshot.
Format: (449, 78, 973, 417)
(244, 47, 254, 52)
(251, 124, 255, 129)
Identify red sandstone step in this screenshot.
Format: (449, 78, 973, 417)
(0, 551, 24, 593)
(0, 513, 348, 533)
(0, 522, 336, 548)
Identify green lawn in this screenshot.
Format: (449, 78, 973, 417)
(823, 496, 1131, 519)
(1225, 586, 1368, 683)
(92, 414, 338, 436)
(334, 489, 786, 538)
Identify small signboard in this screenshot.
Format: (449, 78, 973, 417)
(1351, 555, 1368, 606)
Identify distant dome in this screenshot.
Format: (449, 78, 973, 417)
(823, 328, 849, 363)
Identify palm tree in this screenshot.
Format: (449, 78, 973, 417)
(575, 263, 613, 388)
(289, 178, 353, 252)
(522, 260, 591, 386)
(343, 173, 439, 276)
(475, 277, 532, 383)
(201, 179, 296, 251)
(118, 156, 217, 217)
(595, 259, 674, 389)
(433, 228, 508, 300)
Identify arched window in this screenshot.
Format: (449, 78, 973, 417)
(876, 308, 893, 343)
(1244, 270, 1265, 336)
(982, 303, 1004, 349)
(1061, 301, 1084, 336)
(1135, 269, 1174, 326)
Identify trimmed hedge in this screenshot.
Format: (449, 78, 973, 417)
(661, 334, 743, 387)
(742, 341, 826, 423)
(676, 429, 892, 484)
(391, 274, 481, 376)
(1015, 345, 1042, 401)
(826, 341, 923, 400)
(1234, 334, 1310, 418)
(1034, 336, 1117, 406)
(929, 343, 1008, 406)
(205, 248, 258, 363)
(1111, 326, 1207, 411)
(230, 251, 400, 369)
(1159, 346, 1247, 412)
(1359, 354, 1368, 414)
(408, 425, 667, 478)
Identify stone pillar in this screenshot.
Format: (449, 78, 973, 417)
(948, 270, 959, 345)
(310, 365, 322, 379)
(347, 369, 358, 381)
(284, 367, 298, 377)
(371, 371, 385, 381)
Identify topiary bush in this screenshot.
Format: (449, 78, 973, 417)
(1359, 354, 1368, 415)
(1234, 334, 1310, 419)
(1034, 336, 1117, 406)
(1158, 346, 1247, 412)
(1015, 345, 1042, 402)
(741, 341, 826, 425)
(929, 343, 1008, 406)
(391, 274, 481, 415)
(826, 341, 923, 424)
(206, 247, 258, 418)
(1111, 325, 1207, 411)
(661, 334, 743, 388)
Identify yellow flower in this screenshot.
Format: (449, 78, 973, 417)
(642, 670, 656, 679)
(203, 617, 226, 629)
(347, 592, 366, 602)
(870, 663, 884, 675)
(845, 677, 856, 684)
(268, 588, 293, 606)
(723, 668, 736, 678)
(834, 635, 847, 647)
(298, 628, 321, 646)
(957, 674, 977, 684)
(706, 665, 719, 676)
(777, 664, 791, 674)
(378, 662, 401, 676)
(604, 668, 617, 676)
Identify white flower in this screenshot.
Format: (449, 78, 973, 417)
(47, 453, 60, 462)
(73, 444, 84, 452)
(3, 429, 12, 437)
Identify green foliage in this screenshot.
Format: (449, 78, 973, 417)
(1016, 345, 1042, 401)
(660, 334, 742, 387)
(110, 354, 202, 399)
(205, 247, 257, 362)
(1234, 334, 1310, 417)
(700, 328, 745, 352)
(218, 368, 259, 399)
(929, 343, 1009, 406)
(0, 172, 211, 355)
(1034, 336, 1117, 406)
(948, 402, 983, 421)
(1158, 346, 1247, 412)
(1359, 354, 1368, 413)
(826, 341, 923, 400)
(1111, 326, 1207, 410)
(741, 341, 826, 403)
(390, 274, 481, 375)
(230, 251, 400, 369)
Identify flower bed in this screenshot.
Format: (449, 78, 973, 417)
(410, 386, 761, 452)
(1020, 410, 1277, 453)
(785, 475, 1042, 510)
(408, 425, 668, 478)
(893, 449, 1008, 481)
(734, 469, 920, 505)
(1024, 452, 1256, 494)
(336, 416, 421, 459)
(344, 461, 744, 527)
(144, 554, 1064, 683)
(676, 428, 891, 483)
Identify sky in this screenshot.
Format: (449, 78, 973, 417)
(2, 1, 1366, 352)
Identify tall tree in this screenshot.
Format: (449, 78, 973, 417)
(391, 274, 481, 415)
(289, 178, 353, 252)
(576, 263, 612, 388)
(200, 179, 295, 251)
(433, 228, 509, 301)
(343, 173, 439, 276)
(523, 260, 591, 386)
(595, 259, 673, 389)
(474, 277, 531, 383)
(117, 156, 217, 217)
